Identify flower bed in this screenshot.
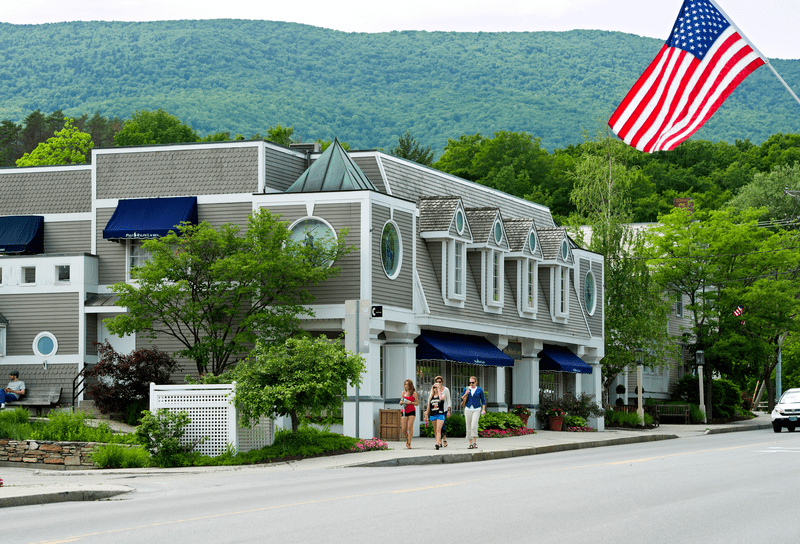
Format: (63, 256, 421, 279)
(350, 437, 389, 452)
(478, 427, 536, 438)
(565, 426, 596, 432)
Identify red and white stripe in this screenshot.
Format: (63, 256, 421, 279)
(610, 26, 764, 153)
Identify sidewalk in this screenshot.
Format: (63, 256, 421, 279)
(0, 413, 773, 508)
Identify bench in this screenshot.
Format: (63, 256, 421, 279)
(655, 404, 690, 425)
(9, 387, 62, 416)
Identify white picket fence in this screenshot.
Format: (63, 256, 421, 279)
(149, 383, 274, 457)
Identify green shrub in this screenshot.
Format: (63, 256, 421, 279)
(563, 415, 587, 428)
(135, 409, 204, 467)
(420, 413, 467, 437)
(537, 393, 604, 427)
(29, 410, 138, 444)
(673, 375, 744, 419)
(193, 426, 358, 466)
(0, 407, 30, 425)
(90, 444, 151, 468)
(478, 412, 524, 431)
(689, 403, 705, 423)
(605, 409, 643, 426)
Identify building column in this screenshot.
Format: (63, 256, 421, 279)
(343, 332, 383, 439)
(512, 338, 542, 428)
(487, 366, 507, 412)
(580, 352, 604, 431)
(382, 331, 419, 435)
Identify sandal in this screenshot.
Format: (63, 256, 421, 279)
(443, 439, 448, 447)
(468, 443, 476, 449)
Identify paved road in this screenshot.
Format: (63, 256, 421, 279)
(13, 426, 799, 544)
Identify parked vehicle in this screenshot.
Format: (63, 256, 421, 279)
(771, 388, 800, 433)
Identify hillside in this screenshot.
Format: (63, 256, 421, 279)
(0, 20, 798, 154)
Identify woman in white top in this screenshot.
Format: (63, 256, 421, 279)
(461, 375, 486, 449)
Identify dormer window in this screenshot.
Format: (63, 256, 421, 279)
(455, 209, 465, 234)
(484, 249, 504, 311)
(446, 240, 467, 303)
(529, 232, 537, 253)
(561, 239, 569, 261)
(521, 258, 538, 315)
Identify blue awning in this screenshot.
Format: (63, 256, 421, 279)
(538, 345, 593, 374)
(416, 330, 515, 367)
(103, 197, 198, 240)
(0, 216, 44, 254)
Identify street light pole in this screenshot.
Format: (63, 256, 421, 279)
(635, 348, 644, 425)
(696, 350, 707, 424)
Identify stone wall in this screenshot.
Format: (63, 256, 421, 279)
(0, 440, 97, 470)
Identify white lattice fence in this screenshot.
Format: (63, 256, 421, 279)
(149, 383, 274, 456)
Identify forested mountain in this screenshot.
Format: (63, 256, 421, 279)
(1, 20, 799, 155)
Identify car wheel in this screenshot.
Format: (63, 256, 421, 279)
(773, 422, 782, 433)
(789, 425, 796, 432)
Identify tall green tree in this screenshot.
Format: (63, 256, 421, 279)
(16, 118, 94, 166)
(726, 163, 800, 221)
(0, 120, 22, 167)
(266, 124, 295, 147)
(647, 207, 800, 414)
(234, 335, 365, 432)
(568, 133, 672, 400)
(114, 108, 197, 146)
(389, 130, 434, 166)
(104, 209, 351, 375)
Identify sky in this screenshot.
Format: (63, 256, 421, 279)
(4, 0, 800, 59)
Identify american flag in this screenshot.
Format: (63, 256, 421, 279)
(733, 305, 743, 316)
(609, 0, 765, 153)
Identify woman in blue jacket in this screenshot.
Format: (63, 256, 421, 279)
(462, 375, 486, 449)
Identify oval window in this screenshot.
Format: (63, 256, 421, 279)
(584, 271, 597, 315)
(381, 222, 401, 279)
(33, 332, 58, 357)
(494, 222, 502, 244)
(288, 217, 337, 268)
(455, 210, 464, 234)
(561, 240, 569, 260)
(529, 232, 537, 253)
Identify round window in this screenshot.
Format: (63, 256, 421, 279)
(584, 271, 597, 315)
(561, 240, 569, 260)
(455, 210, 464, 234)
(494, 222, 502, 244)
(33, 332, 58, 357)
(288, 217, 337, 268)
(381, 222, 402, 278)
(529, 232, 537, 253)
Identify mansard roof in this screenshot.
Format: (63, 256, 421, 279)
(419, 196, 459, 232)
(503, 218, 542, 258)
(286, 138, 377, 193)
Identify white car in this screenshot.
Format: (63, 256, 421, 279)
(771, 388, 800, 433)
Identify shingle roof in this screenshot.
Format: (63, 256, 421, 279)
(286, 138, 377, 193)
(0, 168, 91, 214)
(465, 207, 499, 244)
(503, 218, 535, 253)
(419, 196, 460, 232)
(537, 227, 567, 260)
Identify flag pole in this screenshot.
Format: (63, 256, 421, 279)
(710, 0, 800, 107)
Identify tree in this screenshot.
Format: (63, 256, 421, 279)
(83, 341, 179, 418)
(20, 110, 51, 155)
(104, 209, 351, 375)
(234, 335, 365, 432)
(568, 132, 672, 400)
(266, 124, 295, 147)
(113, 108, 197, 146)
(389, 130, 434, 166)
(646, 207, 800, 415)
(726, 163, 800, 221)
(0, 120, 22, 167)
(16, 118, 94, 166)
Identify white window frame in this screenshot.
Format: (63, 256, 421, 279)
(484, 249, 504, 311)
(675, 292, 683, 317)
(380, 220, 402, 280)
(551, 264, 570, 321)
(21, 266, 36, 285)
(584, 269, 597, 316)
(127, 239, 153, 281)
(520, 258, 538, 316)
(0, 326, 6, 357)
(33, 331, 58, 357)
(56, 264, 71, 284)
(445, 240, 467, 305)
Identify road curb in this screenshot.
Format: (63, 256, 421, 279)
(704, 423, 773, 434)
(350, 433, 680, 467)
(0, 486, 133, 508)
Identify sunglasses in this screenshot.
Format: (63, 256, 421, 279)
(469, 381, 476, 384)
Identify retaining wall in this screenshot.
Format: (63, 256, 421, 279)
(0, 440, 97, 470)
